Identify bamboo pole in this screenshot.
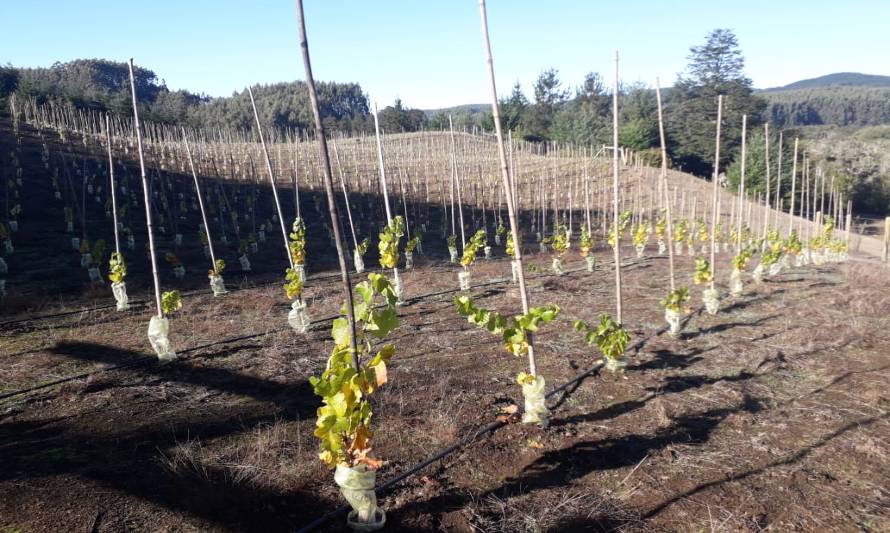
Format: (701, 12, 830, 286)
(127, 59, 163, 317)
(478, 0, 538, 375)
(332, 140, 360, 251)
(883, 217, 890, 263)
(105, 114, 121, 256)
(737, 114, 746, 253)
(788, 138, 798, 236)
(655, 80, 676, 291)
(612, 50, 623, 323)
(247, 86, 293, 270)
(762, 123, 771, 237)
(182, 127, 217, 269)
(371, 104, 404, 297)
(295, 0, 359, 366)
(709, 95, 722, 292)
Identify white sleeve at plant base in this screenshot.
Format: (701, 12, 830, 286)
(287, 300, 310, 334)
(458, 270, 471, 291)
(752, 264, 764, 283)
(111, 281, 129, 311)
(511, 260, 520, 284)
(0, 257, 7, 275)
(604, 355, 627, 373)
(334, 464, 385, 531)
(392, 269, 404, 305)
(521, 375, 549, 426)
(703, 287, 720, 315)
(729, 268, 743, 296)
(665, 307, 682, 337)
(209, 275, 228, 297)
(148, 316, 176, 362)
(354, 251, 365, 274)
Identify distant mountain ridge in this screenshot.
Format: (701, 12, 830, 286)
(422, 103, 488, 119)
(425, 73, 890, 128)
(761, 72, 890, 92)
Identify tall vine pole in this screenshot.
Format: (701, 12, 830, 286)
(295, 0, 359, 367)
(709, 95, 723, 292)
(478, 0, 538, 376)
(788, 138, 799, 236)
(182, 127, 217, 269)
(655, 80, 676, 291)
(736, 114, 746, 253)
(105, 114, 121, 256)
(611, 50, 623, 323)
(127, 59, 162, 317)
(247, 86, 294, 270)
(762, 123, 771, 238)
(371, 104, 404, 297)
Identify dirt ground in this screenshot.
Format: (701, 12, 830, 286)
(2, 118, 889, 532)
(2, 248, 889, 533)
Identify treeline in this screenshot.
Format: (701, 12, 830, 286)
(444, 29, 767, 179)
(1, 31, 766, 180)
(3, 59, 371, 133)
(763, 86, 890, 128)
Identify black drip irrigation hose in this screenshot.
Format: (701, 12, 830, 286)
(0, 267, 364, 328)
(296, 299, 707, 533)
(1, 240, 650, 328)
(0, 253, 655, 408)
(0, 260, 468, 329)
(1, 257, 638, 403)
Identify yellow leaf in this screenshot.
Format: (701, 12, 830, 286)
(373, 360, 388, 387)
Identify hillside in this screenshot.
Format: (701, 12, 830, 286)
(422, 103, 489, 119)
(3, 101, 890, 533)
(762, 72, 890, 92)
(759, 72, 890, 128)
(4, 59, 371, 132)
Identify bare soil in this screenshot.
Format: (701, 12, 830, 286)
(2, 118, 889, 532)
(2, 250, 889, 532)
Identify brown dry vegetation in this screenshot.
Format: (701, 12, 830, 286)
(2, 248, 889, 532)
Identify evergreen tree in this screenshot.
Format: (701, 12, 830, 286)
(499, 82, 528, 135)
(524, 69, 569, 141)
(667, 29, 766, 177)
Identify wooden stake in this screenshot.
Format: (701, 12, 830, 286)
(788, 138, 798, 236)
(612, 50, 623, 323)
(247, 86, 294, 270)
(105, 114, 121, 256)
(478, 0, 538, 375)
(710, 95, 722, 291)
(295, 0, 359, 366)
(655, 79, 676, 291)
(127, 59, 163, 317)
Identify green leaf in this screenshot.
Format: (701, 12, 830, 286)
(369, 308, 399, 338)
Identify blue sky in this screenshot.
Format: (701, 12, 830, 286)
(3, 1, 888, 109)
